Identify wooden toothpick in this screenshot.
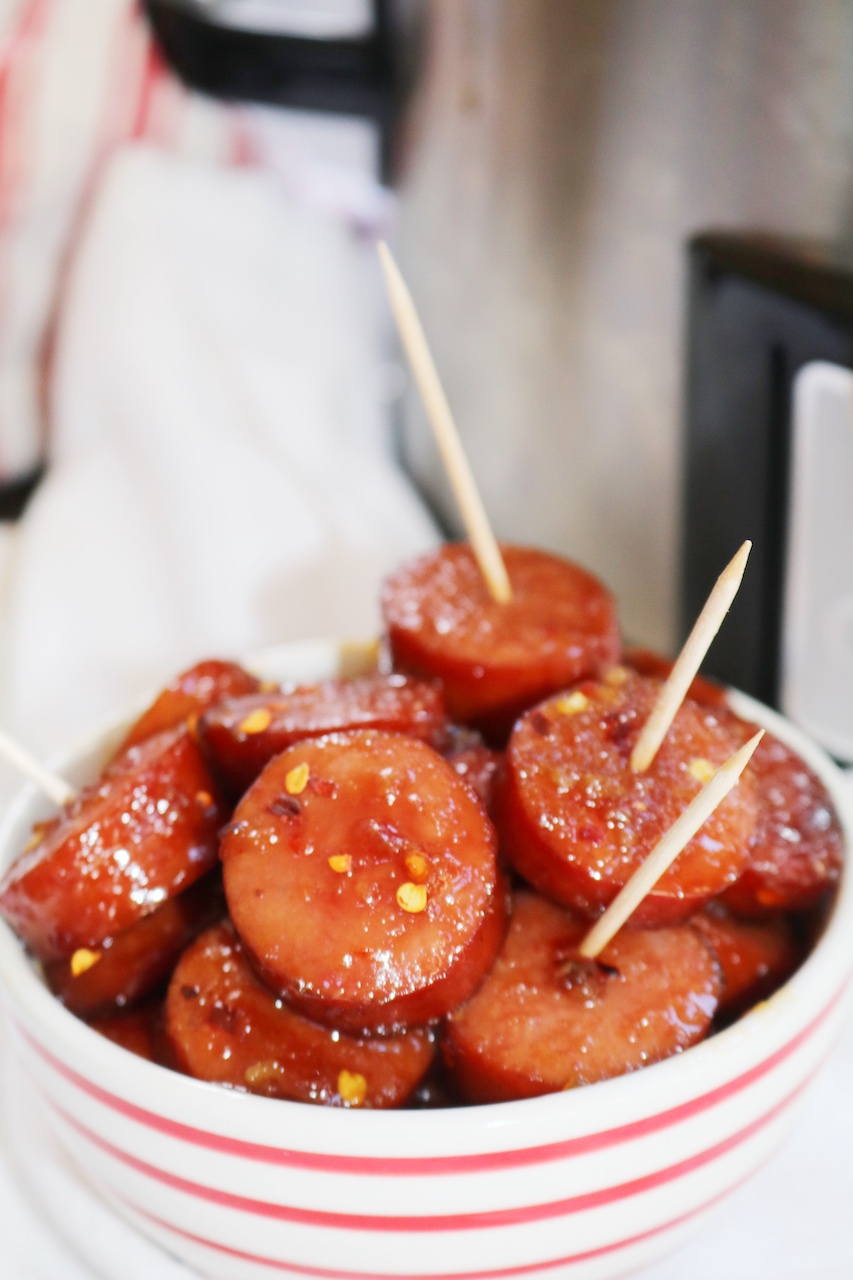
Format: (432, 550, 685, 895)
(579, 729, 764, 959)
(0, 726, 74, 807)
(630, 541, 751, 773)
(376, 241, 512, 604)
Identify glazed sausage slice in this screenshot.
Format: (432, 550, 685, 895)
(494, 671, 758, 926)
(120, 659, 260, 750)
(720, 724, 843, 915)
(443, 892, 721, 1103)
(623, 647, 729, 709)
(167, 923, 436, 1108)
(221, 730, 507, 1035)
(88, 1003, 163, 1062)
(623, 650, 843, 914)
(200, 674, 449, 795)
(445, 743, 502, 818)
(381, 544, 621, 742)
(0, 726, 225, 961)
(692, 902, 801, 1020)
(44, 870, 225, 1017)
(406, 1066, 457, 1110)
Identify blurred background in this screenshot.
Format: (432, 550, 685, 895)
(394, 0, 853, 650)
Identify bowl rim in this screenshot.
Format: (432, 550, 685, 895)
(1, 640, 852, 1161)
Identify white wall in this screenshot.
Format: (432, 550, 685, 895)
(396, 0, 853, 650)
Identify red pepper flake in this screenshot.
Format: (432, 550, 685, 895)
(578, 825, 602, 843)
(308, 776, 337, 799)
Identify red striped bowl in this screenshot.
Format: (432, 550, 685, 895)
(1, 641, 851, 1280)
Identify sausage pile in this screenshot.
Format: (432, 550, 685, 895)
(0, 546, 843, 1108)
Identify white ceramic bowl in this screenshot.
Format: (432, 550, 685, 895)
(1, 640, 851, 1280)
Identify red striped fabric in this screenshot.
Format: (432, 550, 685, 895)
(0, 0, 50, 231)
(0, 0, 52, 472)
(0, 0, 243, 478)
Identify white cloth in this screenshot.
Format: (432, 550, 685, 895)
(0, 141, 436, 793)
(1, 0, 384, 480)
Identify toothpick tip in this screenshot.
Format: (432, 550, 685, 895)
(732, 539, 752, 568)
(720, 541, 751, 590)
(717, 728, 764, 784)
(738, 727, 765, 760)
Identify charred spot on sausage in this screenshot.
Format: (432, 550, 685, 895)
(605, 714, 634, 750)
(269, 796, 302, 818)
(219, 819, 247, 839)
(208, 1002, 239, 1033)
(556, 953, 621, 995)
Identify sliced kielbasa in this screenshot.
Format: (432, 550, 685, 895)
(0, 726, 225, 961)
(720, 725, 843, 915)
(44, 870, 225, 1017)
(623, 647, 729, 709)
(445, 742, 502, 818)
(166, 923, 436, 1108)
(623, 650, 843, 914)
(443, 892, 721, 1103)
(120, 659, 260, 751)
(692, 901, 802, 1020)
(494, 671, 758, 926)
(221, 730, 507, 1035)
(200, 674, 449, 795)
(381, 544, 621, 742)
(88, 1000, 165, 1062)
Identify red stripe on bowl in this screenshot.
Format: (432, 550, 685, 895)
(49, 1075, 811, 1233)
(127, 1165, 765, 1278)
(18, 978, 844, 1176)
